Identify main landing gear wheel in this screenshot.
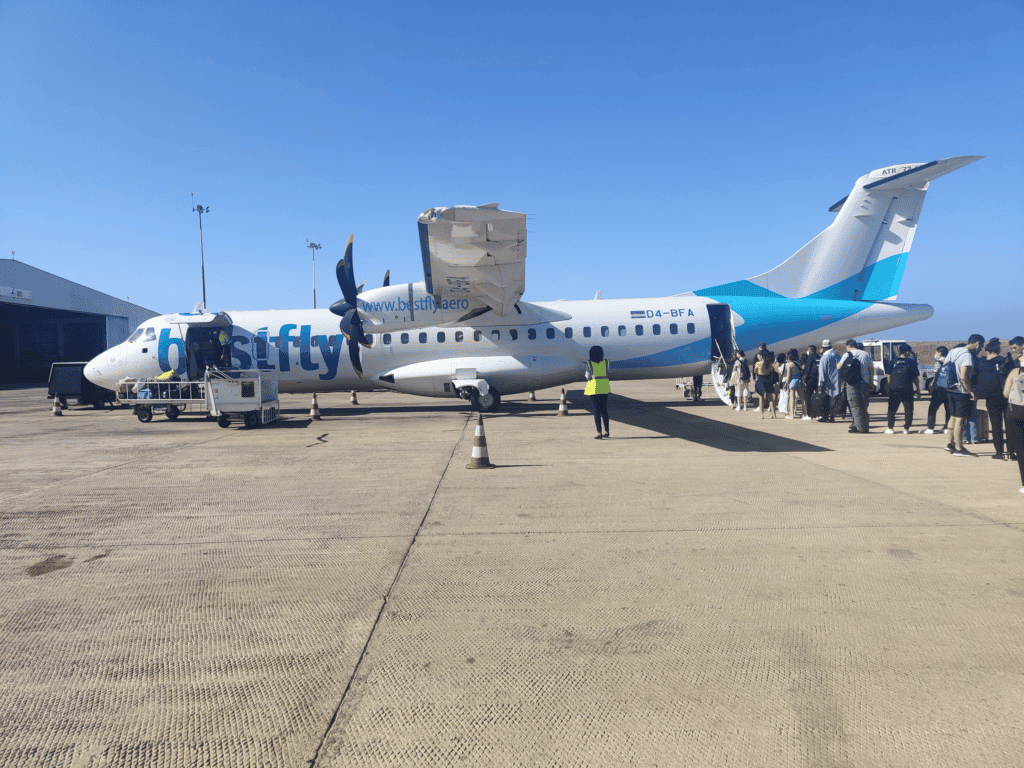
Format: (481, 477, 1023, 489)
(217, 414, 230, 429)
(166, 404, 180, 420)
(136, 406, 153, 423)
(243, 412, 260, 429)
(472, 389, 501, 413)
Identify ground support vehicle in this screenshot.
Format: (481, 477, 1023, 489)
(117, 369, 279, 428)
(48, 362, 117, 408)
(861, 339, 934, 397)
(205, 369, 280, 429)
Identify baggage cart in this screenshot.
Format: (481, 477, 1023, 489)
(117, 369, 279, 428)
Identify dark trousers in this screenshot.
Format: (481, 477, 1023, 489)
(589, 393, 610, 434)
(1008, 417, 1024, 484)
(887, 388, 915, 429)
(927, 387, 949, 430)
(1007, 411, 1022, 461)
(985, 395, 1007, 454)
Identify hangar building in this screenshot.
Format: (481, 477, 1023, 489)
(1, 258, 159, 384)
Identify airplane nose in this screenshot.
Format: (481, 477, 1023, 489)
(84, 352, 119, 389)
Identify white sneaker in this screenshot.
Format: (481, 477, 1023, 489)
(923, 429, 935, 434)
(802, 416, 812, 420)
(1019, 487, 1024, 495)
(735, 406, 741, 411)
(884, 428, 894, 434)
(752, 407, 761, 412)
(903, 429, 911, 435)
(785, 415, 794, 419)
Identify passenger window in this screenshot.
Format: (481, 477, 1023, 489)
(436, 332, 445, 343)
(491, 330, 500, 341)
(401, 333, 409, 344)
(565, 328, 573, 339)
(528, 328, 537, 340)
(618, 326, 626, 337)
(455, 331, 464, 342)
(635, 325, 644, 336)
(687, 323, 695, 334)
(382, 333, 392, 345)
(652, 324, 661, 335)
(601, 326, 609, 338)
(509, 329, 518, 341)
(583, 327, 591, 338)
(419, 332, 427, 343)
(366, 334, 373, 345)
(474, 330, 482, 341)
(670, 324, 678, 334)
(546, 328, 555, 339)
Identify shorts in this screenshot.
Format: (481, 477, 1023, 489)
(946, 391, 972, 419)
(787, 377, 801, 390)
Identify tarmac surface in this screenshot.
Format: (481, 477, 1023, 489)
(1, 382, 1021, 767)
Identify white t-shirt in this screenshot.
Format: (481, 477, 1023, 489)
(945, 346, 976, 394)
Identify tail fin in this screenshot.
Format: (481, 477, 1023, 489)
(697, 156, 981, 301)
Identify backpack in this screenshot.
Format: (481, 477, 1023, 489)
(934, 360, 957, 390)
(841, 355, 862, 385)
(974, 357, 1002, 399)
(889, 358, 915, 391)
(1008, 373, 1024, 420)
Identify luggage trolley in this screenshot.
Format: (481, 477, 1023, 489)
(118, 369, 279, 429)
(118, 376, 208, 423)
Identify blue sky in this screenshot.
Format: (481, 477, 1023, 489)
(2, 0, 1021, 340)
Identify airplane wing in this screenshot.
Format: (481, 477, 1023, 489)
(417, 204, 527, 317)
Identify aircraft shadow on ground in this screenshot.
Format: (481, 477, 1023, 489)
(566, 390, 832, 453)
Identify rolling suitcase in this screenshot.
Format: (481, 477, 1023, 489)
(808, 391, 829, 419)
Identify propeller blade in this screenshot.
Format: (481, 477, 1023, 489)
(348, 337, 364, 379)
(335, 234, 357, 306)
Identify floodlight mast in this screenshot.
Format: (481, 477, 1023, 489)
(307, 239, 323, 421)
(192, 195, 209, 311)
(307, 240, 321, 309)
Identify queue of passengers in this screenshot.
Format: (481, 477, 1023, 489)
(728, 336, 1024, 495)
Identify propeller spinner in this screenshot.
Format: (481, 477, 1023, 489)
(329, 235, 373, 378)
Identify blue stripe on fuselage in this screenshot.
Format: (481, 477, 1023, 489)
(615, 296, 868, 370)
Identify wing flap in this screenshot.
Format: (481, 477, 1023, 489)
(418, 204, 527, 317)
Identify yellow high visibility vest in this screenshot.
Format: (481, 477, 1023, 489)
(585, 360, 611, 396)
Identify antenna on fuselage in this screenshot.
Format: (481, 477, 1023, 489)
(594, 290, 602, 300)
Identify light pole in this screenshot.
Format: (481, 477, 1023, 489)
(307, 240, 321, 309)
(307, 240, 323, 420)
(192, 195, 209, 310)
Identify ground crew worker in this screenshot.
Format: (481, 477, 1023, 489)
(218, 329, 231, 367)
(584, 345, 611, 439)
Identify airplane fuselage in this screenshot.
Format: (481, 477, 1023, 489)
(85, 294, 933, 399)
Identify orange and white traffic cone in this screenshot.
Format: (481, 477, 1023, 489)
(310, 394, 321, 420)
(52, 396, 63, 416)
(466, 413, 495, 469)
(557, 388, 569, 416)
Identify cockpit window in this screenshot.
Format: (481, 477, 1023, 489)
(143, 328, 156, 342)
(128, 328, 145, 343)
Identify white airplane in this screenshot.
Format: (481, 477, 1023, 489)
(85, 156, 981, 411)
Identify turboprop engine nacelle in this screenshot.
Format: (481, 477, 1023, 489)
(356, 281, 486, 333)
